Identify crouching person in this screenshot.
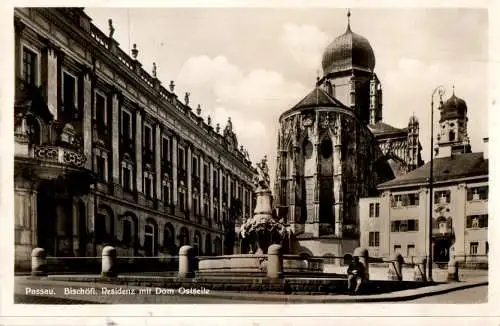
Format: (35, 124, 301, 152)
(347, 256, 365, 295)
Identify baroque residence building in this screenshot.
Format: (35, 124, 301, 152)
(274, 12, 424, 258)
(13, 8, 255, 270)
(360, 91, 488, 264)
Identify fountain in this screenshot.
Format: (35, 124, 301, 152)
(197, 156, 323, 277)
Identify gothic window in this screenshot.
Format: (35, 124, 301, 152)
(320, 138, 333, 159)
(22, 46, 38, 86)
(303, 140, 313, 159)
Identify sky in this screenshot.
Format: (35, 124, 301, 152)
(84, 7, 489, 183)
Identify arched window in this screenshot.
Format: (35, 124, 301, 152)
(179, 227, 189, 247)
(205, 233, 212, 256)
(163, 223, 175, 254)
(193, 232, 202, 256)
(26, 115, 41, 145)
(303, 140, 313, 159)
(449, 130, 456, 142)
(144, 222, 156, 257)
(122, 219, 132, 245)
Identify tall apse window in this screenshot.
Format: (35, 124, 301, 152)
(320, 138, 333, 159)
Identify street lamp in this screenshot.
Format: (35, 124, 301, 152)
(428, 85, 446, 282)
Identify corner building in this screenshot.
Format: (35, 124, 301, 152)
(274, 13, 423, 258)
(13, 8, 255, 270)
(359, 92, 488, 264)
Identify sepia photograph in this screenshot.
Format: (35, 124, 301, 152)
(7, 3, 494, 321)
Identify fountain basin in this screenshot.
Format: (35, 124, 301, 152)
(197, 254, 324, 276)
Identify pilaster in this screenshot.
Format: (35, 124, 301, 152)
(187, 144, 193, 215)
(172, 136, 178, 205)
(200, 155, 205, 216)
(209, 162, 214, 221)
(46, 45, 58, 119)
(135, 109, 143, 195)
(111, 92, 120, 184)
(155, 124, 162, 201)
(83, 71, 92, 170)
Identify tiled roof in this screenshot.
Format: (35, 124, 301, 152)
(279, 87, 348, 119)
(291, 87, 347, 111)
(378, 152, 488, 188)
(368, 121, 406, 136)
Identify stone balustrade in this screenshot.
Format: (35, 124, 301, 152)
(33, 145, 87, 168)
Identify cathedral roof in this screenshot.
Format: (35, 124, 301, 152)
(280, 87, 348, 119)
(378, 152, 488, 189)
(322, 12, 376, 75)
(368, 121, 406, 137)
(439, 91, 468, 122)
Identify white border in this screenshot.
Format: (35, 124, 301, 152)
(2, 1, 500, 325)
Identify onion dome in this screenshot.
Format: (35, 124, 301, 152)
(322, 10, 376, 74)
(439, 88, 467, 122)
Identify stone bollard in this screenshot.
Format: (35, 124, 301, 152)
(31, 248, 47, 277)
(353, 247, 370, 280)
(447, 258, 459, 282)
(388, 253, 404, 281)
(267, 244, 283, 279)
(101, 246, 118, 278)
(413, 257, 427, 282)
(178, 245, 195, 278)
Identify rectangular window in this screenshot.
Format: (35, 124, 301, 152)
(204, 164, 209, 180)
(179, 192, 185, 212)
(486, 241, 489, 254)
(391, 219, 418, 232)
(470, 242, 479, 255)
(163, 185, 170, 204)
(368, 231, 379, 247)
(434, 190, 451, 204)
(467, 186, 488, 201)
(193, 197, 199, 215)
(466, 214, 488, 229)
(121, 110, 132, 140)
(375, 203, 380, 217)
(144, 125, 152, 151)
(144, 176, 152, 198)
(95, 92, 107, 125)
(162, 137, 170, 161)
(22, 46, 37, 85)
(178, 148, 185, 170)
(97, 155, 107, 181)
(394, 245, 402, 254)
(204, 203, 208, 217)
(213, 171, 218, 187)
(192, 156, 198, 177)
(95, 214, 107, 243)
(62, 71, 77, 111)
(391, 193, 419, 207)
(407, 244, 416, 258)
(122, 166, 132, 191)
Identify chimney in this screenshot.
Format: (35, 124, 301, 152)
(483, 137, 489, 159)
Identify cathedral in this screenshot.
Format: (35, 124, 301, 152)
(274, 11, 424, 258)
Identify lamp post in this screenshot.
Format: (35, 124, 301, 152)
(428, 85, 446, 282)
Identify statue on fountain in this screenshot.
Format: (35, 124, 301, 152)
(239, 155, 292, 254)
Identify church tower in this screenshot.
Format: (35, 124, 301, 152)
(319, 10, 376, 124)
(436, 87, 471, 157)
(406, 114, 421, 171)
